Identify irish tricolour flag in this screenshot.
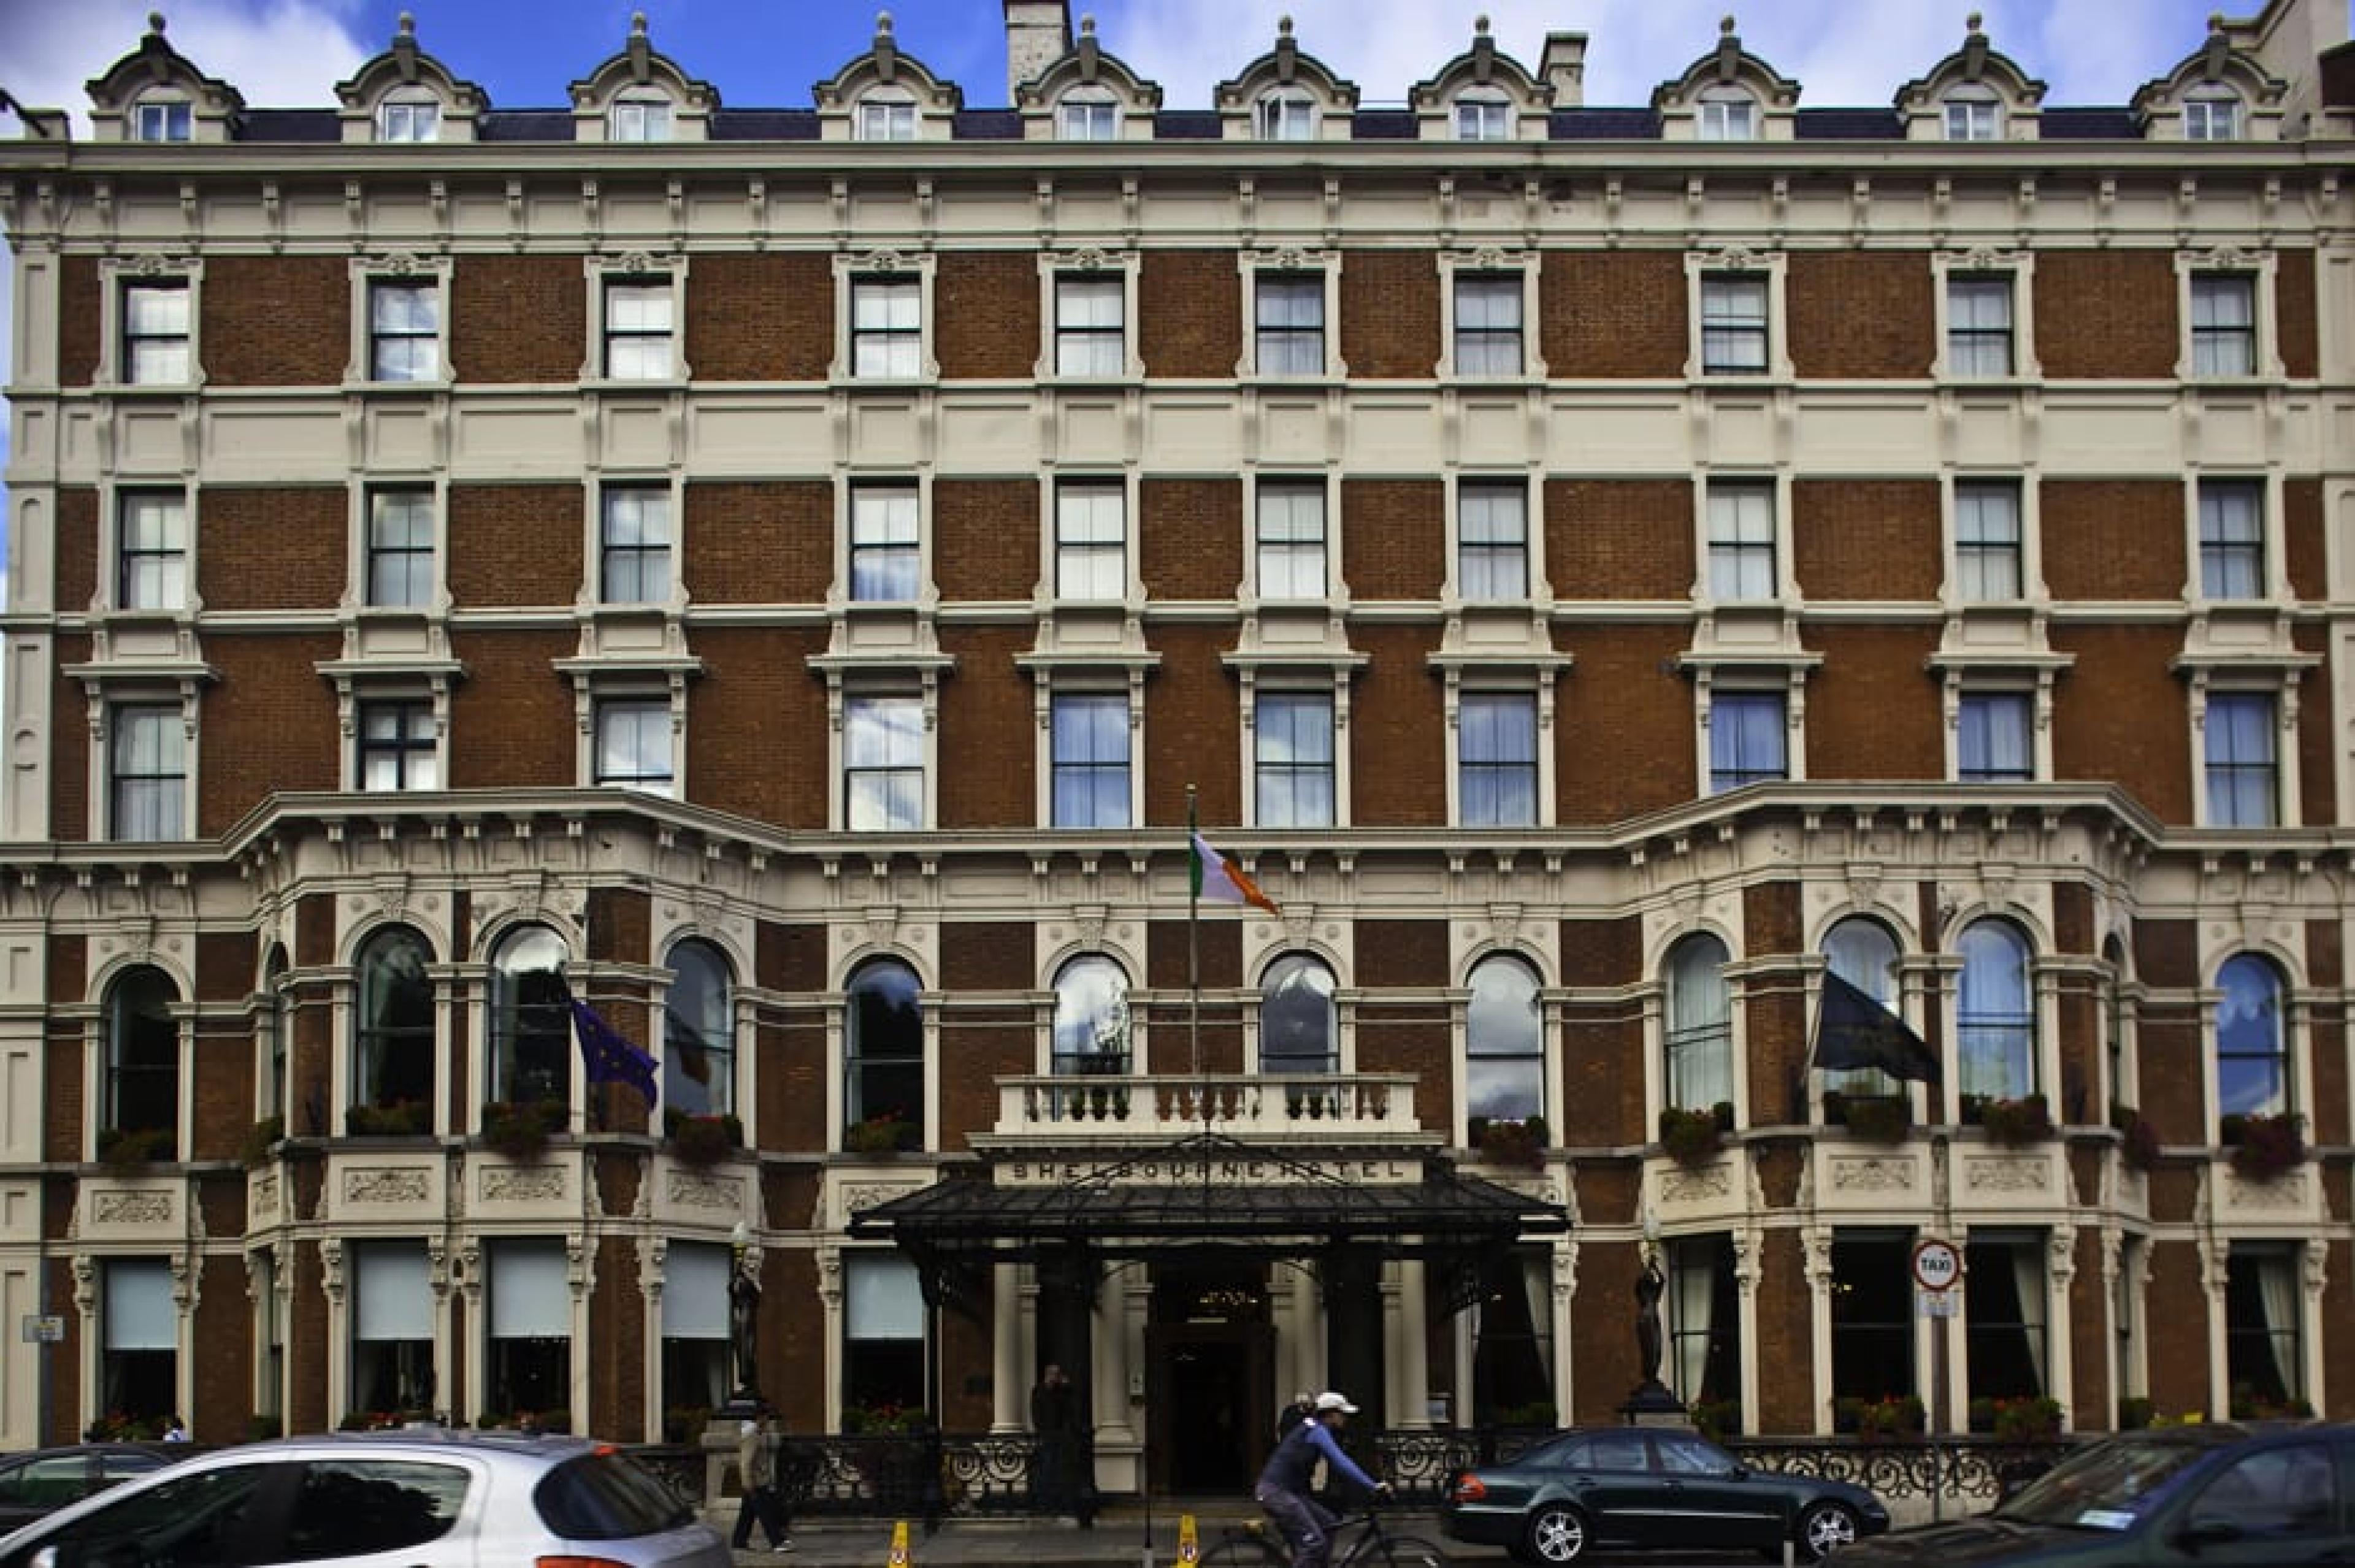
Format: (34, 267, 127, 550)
(1190, 832, 1280, 917)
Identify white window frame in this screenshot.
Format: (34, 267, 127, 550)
(2196, 684, 2289, 829)
(1456, 687, 1541, 828)
(1931, 253, 2038, 381)
(1046, 688, 1135, 830)
(114, 490, 190, 613)
(345, 256, 453, 386)
(1953, 480, 2026, 605)
(1252, 687, 1339, 830)
(113, 273, 195, 388)
(1444, 266, 1532, 380)
(362, 486, 438, 609)
(1454, 89, 1512, 142)
(1044, 262, 1135, 380)
(1705, 687, 1789, 794)
(592, 696, 678, 796)
(131, 98, 191, 143)
(600, 277, 677, 381)
(2182, 90, 2242, 141)
(1255, 90, 1316, 141)
(1454, 478, 1530, 602)
(1054, 479, 1128, 602)
(2178, 253, 2277, 381)
(835, 258, 938, 383)
(101, 697, 195, 842)
(1253, 478, 1330, 602)
(856, 91, 917, 142)
(1704, 482, 1778, 603)
(597, 484, 675, 605)
(841, 691, 930, 832)
(848, 482, 924, 604)
(2194, 476, 2270, 603)
(1954, 688, 2035, 783)
(1057, 87, 1118, 141)
(1944, 86, 2003, 142)
(1685, 254, 1788, 381)
(1248, 264, 1334, 378)
(1697, 88, 1757, 142)
(609, 92, 675, 143)
(375, 92, 442, 144)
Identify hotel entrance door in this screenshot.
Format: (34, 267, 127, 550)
(1146, 1261, 1274, 1493)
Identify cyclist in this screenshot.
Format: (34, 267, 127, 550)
(1254, 1390, 1392, 1568)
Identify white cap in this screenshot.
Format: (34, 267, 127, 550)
(1313, 1391, 1358, 1414)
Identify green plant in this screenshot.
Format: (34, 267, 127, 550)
(2228, 1383, 2315, 1421)
(1689, 1399, 1740, 1441)
(479, 1099, 561, 1162)
(1977, 1093, 2055, 1147)
(2222, 1111, 2307, 1182)
(1839, 1393, 1924, 1437)
(345, 1100, 431, 1138)
(1472, 1115, 1550, 1169)
(85, 1412, 166, 1440)
(1830, 1093, 1912, 1145)
(2116, 1395, 2155, 1431)
(1490, 1399, 1558, 1428)
(1657, 1104, 1729, 1166)
(843, 1111, 917, 1155)
(246, 1413, 284, 1442)
(96, 1125, 174, 1171)
(664, 1109, 743, 1166)
(663, 1404, 714, 1443)
(842, 1402, 930, 1434)
(239, 1114, 285, 1168)
(1991, 1394, 2064, 1440)
(2112, 1104, 2161, 1172)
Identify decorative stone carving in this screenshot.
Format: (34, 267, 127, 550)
(343, 1168, 431, 1205)
(2223, 1170, 2309, 1208)
(667, 1170, 742, 1210)
(1963, 1155, 2050, 1193)
(481, 1165, 567, 1203)
(1828, 1156, 1917, 1192)
(92, 1190, 173, 1226)
(1660, 1163, 1733, 1203)
(840, 1181, 921, 1220)
(250, 1172, 279, 1222)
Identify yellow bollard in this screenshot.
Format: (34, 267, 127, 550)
(887, 1518, 911, 1568)
(1177, 1513, 1200, 1566)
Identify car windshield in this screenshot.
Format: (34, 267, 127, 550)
(1996, 1436, 2215, 1529)
(534, 1449, 695, 1540)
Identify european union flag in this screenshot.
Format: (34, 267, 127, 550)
(1813, 971, 1942, 1084)
(567, 981, 659, 1108)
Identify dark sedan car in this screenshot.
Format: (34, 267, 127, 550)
(0, 1445, 191, 1530)
(1831, 1421, 2354, 1567)
(1446, 1426, 1890, 1562)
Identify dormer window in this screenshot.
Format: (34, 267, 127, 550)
(1944, 85, 2002, 141)
(375, 91, 439, 143)
(857, 90, 916, 142)
(1255, 90, 1314, 140)
(611, 91, 672, 142)
(1698, 88, 1756, 140)
(1058, 86, 1117, 140)
(2183, 88, 2241, 140)
(1454, 88, 1510, 141)
(132, 98, 191, 142)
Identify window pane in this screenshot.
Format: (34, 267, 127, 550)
(1958, 922, 2034, 1100)
(2200, 483, 2264, 600)
(1955, 484, 2023, 601)
(1261, 955, 1336, 1073)
(1709, 693, 1785, 792)
(1459, 484, 1528, 599)
(1466, 955, 1543, 1122)
(847, 698, 924, 830)
(2205, 693, 2278, 827)
(1701, 277, 1768, 373)
(1958, 693, 2032, 782)
(2216, 954, 2288, 1120)
(1051, 694, 1131, 829)
(1255, 694, 1334, 828)
(1460, 693, 1537, 827)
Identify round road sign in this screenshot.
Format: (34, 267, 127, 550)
(1911, 1238, 1961, 1292)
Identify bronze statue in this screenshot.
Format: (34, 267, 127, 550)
(1634, 1252, 1666, 1386)
(730, 1255, 762, 1398)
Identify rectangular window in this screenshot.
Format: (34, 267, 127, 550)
(369, 281, 439, 382)
(1058, 96, 1117, 140)
(351, 1241, 433, 1416)
(1955, 482, 2023, 602)
(1050, 693, 1131, 829)
(1706, 484, 1776, 601)
(1254, 692, 1335, 829)
(1958, 692, 2033, 782)
(486, 1241, 570, 1420)
(1964, 1235, 2049, 1407)
(1947, 275, 2015, 378)
(1458, 482, 1528, 600)
(1666, 1236, 1742, 1419)
(602, 280, 673, 380)
(358, 700, 439, 792)
(1709, 692, 1786, 793)
(102, 1259, 177, 1425)
(110, 704, 186, 840)
(857, 99, 916, 142)
(1255, 94, 1314, 141)
(133, 101, 192, 142)
(366, 490, 435, 607)
(1698, 97, 1756, 140)
(1054, 274, 1125, 377)
(1829, 1235, 1917, 1409)
(1255, 273, 1325, 376)
(599, 488, 672, 603)
(121, 280, 190, 384)
(1256, 483, 1326, 600)
(1699, 275, 1769, 375)
(1460, 692, 1538, 827)
(851, 277, 923, 378)
(610, 98, 672, 142)
(2183, 97, 2240, 141)
(660, 1242, 731, 1420)
(1055, 483, 1125, 600)
(594, 700, 674, 795)
(2205, 692, 2278, 828)
(117, 492, 188, 610)
(2224, 1246, 2303, 1410)
(376, 99, 438, 143)
(1455, 96, 1511, 141)
(2199, 481, 2265, 600)
(846, 695, 924, 831)
(2191, 274, 2257, 377)
(843, 1254, 928, 1416)
(1945, 98, 2001, 141)
(1453, 273, 1524, 377)
(849, 485, 921, 602)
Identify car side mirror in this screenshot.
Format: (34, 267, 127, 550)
(2175, 1515, 2245, 1551)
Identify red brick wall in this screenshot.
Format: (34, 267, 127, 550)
(1541, 252, 1688, 377)
(2144, 1241, 2210, 1418)
(2284, 478, 2325, 605)
(59, 255, 99, 388)
(1547, 480, 1693, 600)
(451, 255, 586, 383)
(1788, 252, 1935, 379)
(198, 488, 347, 611)
(199, 634, 342, 835)
(684, 253, 833, 382)
(56, 488, 97, 613)
(2296, 627, 2332, 828)
(2132, 919, 2200, 1149)
(2034, 252, 2179, 380)
(683, 482, 833, 605)
(448, 484, 584, 607)
(935, 253, 1040, 379)
(190, 1252, 250, 1445)
(939, 922, 1035, 1148)
(1350, 624, 1445, 827)
(446, 631, 576, 788)
(937, 625, 1036, 830)
(935, 479, 1041, 602)
(589, 1229, 647, 1440)
(1341, 480, 1444, 600)
(686, 628, 831, 829)
(2311, 922, 2348, 1147)
(1792, 480, 1940, 602)
(51, 633, 88, 841)
(2041, 481, 2185, 601)
(1139, 479, 1242, 601)
(1143, 625, 1240, 826)
(1560, 917, 1643, 1147)
(1805, 624, 1945, 782)
(2050, 625, 2191, 822)
(756, 922, 828, 994)
(2328, 1242, 2354, 1420)
(1557, 624, 1696, 822)
(1756, 1230, 1816, 1432)
(201, 257, 348, 386)
(2276, 248, 2318, 380)
(1139, 252, 1240, 378)
(752, 1008, 829, 1157)
(1339, 251, 1438, 379)
(1570, 1240, 1643, 1423)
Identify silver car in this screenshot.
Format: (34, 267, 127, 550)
(0, 1429, 730, 1568)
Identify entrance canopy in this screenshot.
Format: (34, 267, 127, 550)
(848, 1131, 1569, 1315)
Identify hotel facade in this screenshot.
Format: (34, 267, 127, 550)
(1, 0, 2353, 1495)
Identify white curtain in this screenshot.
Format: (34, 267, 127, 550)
(354, 1244, 431, 1342)
(1522, 1252, 1553, 1393)
(1673, 1249, 1714, 1404)
(489, 1241, 570, 1339)
(104, 1260, 175, 1352)
(847, 1255, 925, 1341)
(1958, 924, 2033, 1099)
(2256, 1251, 2300, 1397)
(2009, 1241, 2047, 1392)
(662, 1242, 729, 1340)
(1668, 938, 1733, 1109)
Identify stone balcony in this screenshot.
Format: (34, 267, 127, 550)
(979, 1073, 1428, 1145)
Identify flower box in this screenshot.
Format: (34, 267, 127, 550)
(239, 1115, 285, 1169)
(843, 1111, 919, 1155)
(1972, 1093, 2055, 1147)
(665, 1110, 743, 1168)
(96, 1125, 175, 1171)
(1826, 1092, 1911, 1145)
(2221, 1111, 2307, 1182)
(1469, 1114, 1550, 1169)
(1656, 1103, 1731, 1168)
(345, 1100, 431, 1138)
(479, 1099, 562, 1163)
(2110, 1104, 2160, 1172)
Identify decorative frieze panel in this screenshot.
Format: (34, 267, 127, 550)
(1815, 1148, 1929, 1213)
(653, 1161, 748, 1225)
(472, 1153, 576, 1214)
(1956, 1149, 2060, 1211)
(325, 1154, 443, 1222)
(1651, 1156, 1742, 1229)
(2216, 1167, 2321, 1224)
(84, 1186, 176, 1231)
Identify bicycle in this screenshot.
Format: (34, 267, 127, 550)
(1200, 1506, 1447, 1568)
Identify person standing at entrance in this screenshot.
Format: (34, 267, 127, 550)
(732, 1408, 792, 1553)
(1030, 1363, 1080, 1518)
(1255, 1391, 1389, 1568)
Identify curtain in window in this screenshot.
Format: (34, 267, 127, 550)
(2010, 1242, 2047, 1391)
(104, 1260, 175, 1351)
(1667, 937, 1733, 1109)
(2256, 1251, 2299, 1398)
(354, 1243, 431, 1342)
(489, 1242, 570, 1339)
(1672, 1251, 1714, 1404)
(1957, 922, 2033, 1099)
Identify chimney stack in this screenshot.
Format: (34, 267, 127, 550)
(1005, 0, 1073, 102)
(1539, 33, 1588, 107)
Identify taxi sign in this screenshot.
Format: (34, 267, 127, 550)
(1911, 1237, 1961, 1292)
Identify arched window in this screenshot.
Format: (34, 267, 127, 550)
(488, 925, 569, 1108)
(1823, 918, 1903, 1098)
(1697, 86, 1756, 140)
(1255, 90, 1314, 140)
(1466, 954, 1544, 1126)
(1052, 955, 1130, 1076)
(1943, 84, 2002, 141)
(664, 939, 733, 1117)
(1058, 86, 1117, 140)
(354, 926, 435, 1115)
(2183, 87, 2242, 141)
(2216, 954, 2288, 1122)
(1664, 935, 1733, 1112)
(857, 88, 916, 142)
(259, 944, 289, 1122)
(1260, 954, 1336, 1075)
(846, 958, 924, 1149)
(375, 88, 440, 143)
(1454, 87, 1510, 141)
(104, 967, 178, 1155)
(1957, 920, 2035, 1103)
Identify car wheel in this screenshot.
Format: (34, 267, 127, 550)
(1795, 1501, 1860, 1561)
(1525, 1504, 1591, 1564)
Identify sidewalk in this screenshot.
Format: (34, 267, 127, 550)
(721, 1505, 1472, 1567)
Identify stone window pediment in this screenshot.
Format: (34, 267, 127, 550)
(814, 14, 962, 141)
(333, 14, 487, 144)
(1015, 18, 1163, 140)
(1650, 18, 1799, 140)
(86, 13, 243, 143)
(567, 15, 715, 142)
(1894, 17, 2045, 141)
(1216, 18, 1358, 140)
